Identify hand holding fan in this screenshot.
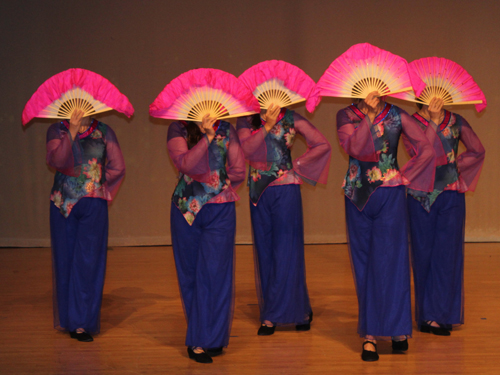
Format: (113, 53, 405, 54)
(306, 43, 425, 112)
(238, 60, 315, 109)
(391, 57, 487, 112)
(22, 68, 134, 125)
(149, 68, 260, 121)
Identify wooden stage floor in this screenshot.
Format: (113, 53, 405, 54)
(1, 243, 499, 374)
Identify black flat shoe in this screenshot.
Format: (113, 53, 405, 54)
(205, 347, 223, 357)
(361, 341, 379, 362)
(257, 324, 275, 336)
(69, 331, 93, 342)
(296, 311, 313, 331)
(187, 347, 213, 364)
(392, 338, 408, 351)
(420, 322, 451, 336)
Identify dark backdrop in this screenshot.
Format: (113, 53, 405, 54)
(1, 0, 498, 246)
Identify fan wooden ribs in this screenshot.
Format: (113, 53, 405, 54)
(40, 88, 111, 119)
(238, 60, 315, 110)
(149, 68, 260, 121)
(392, 57, 487, 111)
(254, 78, 304, 109)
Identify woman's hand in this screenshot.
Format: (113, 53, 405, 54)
(361, 91, 382, 123)
(68, 109, 85, 140)
(262, 103, 281, 132)
(200, 114, 217, 143)
(428, 97, 444, 125)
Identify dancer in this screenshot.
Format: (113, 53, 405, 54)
(337, 92, 436, 361)
(237, 104, 331, 336)
(47, 109, 125, 342)
(168, 115, 245, 363)
(406, 98, 485, 336)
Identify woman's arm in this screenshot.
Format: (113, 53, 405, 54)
(236, 115, 270, 171)
(400, 111, 436, 192)
(46, 123, 82, 177)
(336, 109, 379, 162)
(402, 121, 447, 166)
(292, 112, 331, 185)
(226, 124, 246, 190)
(167, 121, 211, 182)
(423, 98, 447, 165)
(236, 115, 267, 157)
(103, 126, 125, 200)
(457, 117, 485, 192)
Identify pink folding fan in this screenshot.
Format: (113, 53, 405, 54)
(149, 68, 260, 121)
(390, 57, 487, 112)
(238, 60, 315, 109)
(22, 68, 134, 125)
(306, 43, 425, 112)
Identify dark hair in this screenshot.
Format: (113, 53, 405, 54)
(251, 113, 261, 130)
(185, 121, 203, 149)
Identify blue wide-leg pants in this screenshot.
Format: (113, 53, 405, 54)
(407, 191, 465, 328)
(345, 186, 412, 338)
(50, 198, 108, 334)
(250, 184, 311, 326)
(171, 202, 236, 348)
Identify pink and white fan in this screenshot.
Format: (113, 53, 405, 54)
(238, 60, 315, 109)
(306, 43, 425, 112)
(390, 57, 487, 112)
(149, 68, 260, 121)
(22, 68, 134, 125)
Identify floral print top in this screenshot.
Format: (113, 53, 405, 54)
(167, 120, 245, 225)
(46, 119, 125, 218)
(337, 103, 435, 211)
(237, 109, 331, 205)
(407, 111, 485, 212)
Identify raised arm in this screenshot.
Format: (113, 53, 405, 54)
(403, 120, 447, 166)
(167, 121, 211, 182)
(103, 126, 125, 201)
(293, 112, 331, 185)
(457, 117, 485, 192)
(406, 99, 447, 164)
(226, 124, 246, 190)
(336, 109, 379, 162)
(400, 112, 436, 192)
(236, 115, 268, 169)
(46, 122, 82, 177)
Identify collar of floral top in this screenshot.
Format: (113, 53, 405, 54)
(181, 119, 221, 132)
(63, 119, 98, 139)
(349, 103, 391, 125)
(260, 107, 287, 127)
(413, 110, 451, 131)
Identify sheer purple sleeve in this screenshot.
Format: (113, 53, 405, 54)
(401, 133, 415, 158)
(457, 118, 485, 192)
(402, 120, 447, 166)
(103, 126, 125, 201)
(226, 124, 246, 190)
(400, 112, 436, 192)
(167, 121, 211, 182)
(426, 121, 447, 166)
(292, 112, 332, 185)
(336, 109, 379, 162)
(236, 115, 269, 170)
(46, 122, 82, 177)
